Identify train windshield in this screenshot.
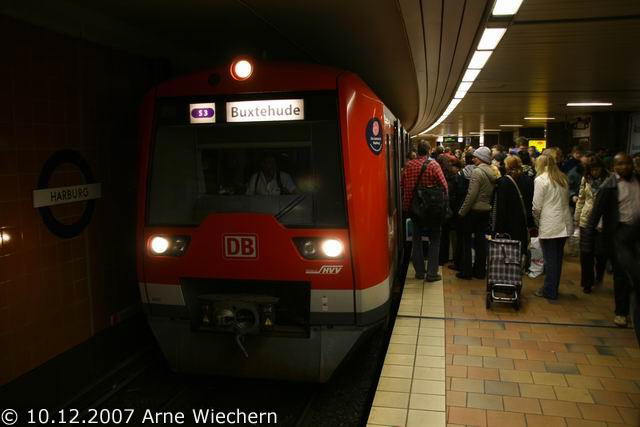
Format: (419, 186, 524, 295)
(148, 94, 346, 228)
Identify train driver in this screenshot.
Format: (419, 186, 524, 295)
(246, 155, 297, 195)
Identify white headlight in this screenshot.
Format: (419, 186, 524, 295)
(232, 59, 253, 80)
(150, 236, 170, 254)
(321, 239, 344, 258)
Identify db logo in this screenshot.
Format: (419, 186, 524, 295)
(223, 235, 258, 259)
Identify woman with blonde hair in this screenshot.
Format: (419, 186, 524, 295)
(533, 154, 574, 299)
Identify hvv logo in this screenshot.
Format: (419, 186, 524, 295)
(305, 265, 343, 275)
(223, 235, 258, 259)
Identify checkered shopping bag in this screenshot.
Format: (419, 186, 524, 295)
(487, 237, 522, 286)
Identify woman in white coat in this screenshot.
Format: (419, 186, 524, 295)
(532, 154, 574, 299)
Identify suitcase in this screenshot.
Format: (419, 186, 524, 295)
(486, 234, 523, 310)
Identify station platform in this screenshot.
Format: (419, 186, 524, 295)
(369, 258, 640, 427)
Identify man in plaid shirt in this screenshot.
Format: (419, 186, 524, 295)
(401, 141, 448, 281)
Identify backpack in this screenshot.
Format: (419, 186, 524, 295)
(410, 160, 449, 226)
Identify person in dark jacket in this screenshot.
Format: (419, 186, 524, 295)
(449, 153, 475, 271)
(492, 152, 507, 177)
(437, 155, 459, 265)
(574, 155, 609, 293)
(567, 150, 586, 208)
(491, 156, 534, 256)
(586, 153, 640, 330)
(561, 146, 582, 173)
(518, 150, 536, 178)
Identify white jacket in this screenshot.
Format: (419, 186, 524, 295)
(532, 172, 574, 239)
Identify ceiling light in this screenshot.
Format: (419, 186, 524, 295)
(448, 99, 462, 109)
(454, 90, 466, 99)
(483, 129, 500, 132)
(477, 28, 507, 50)
(524, 117, 555, 120)
(468, 50, 493, 69)
(462, 69, 481, 83)
(458, 82, 473, 92)
(492, 0, 524, 16)
(500, 124, 523, 127)
(566, 102, 613, 107)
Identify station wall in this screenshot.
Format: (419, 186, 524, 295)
(0, 16, 165, 384)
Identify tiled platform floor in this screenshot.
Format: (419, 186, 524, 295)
(369, 257, 640, 427)
(368, 268, 447, 427)
(445, 258, 617, 326)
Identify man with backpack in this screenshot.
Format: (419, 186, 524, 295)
(401, 141, 449, 282)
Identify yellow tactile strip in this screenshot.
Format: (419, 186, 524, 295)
(368, 266, 446, 427)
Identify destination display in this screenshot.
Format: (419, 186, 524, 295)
(226, 99, 304, 123)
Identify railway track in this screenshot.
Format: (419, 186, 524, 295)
(62, 260, 408, 426)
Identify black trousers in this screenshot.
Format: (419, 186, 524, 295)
(439, 220, 451, 265)
(460, 210, 490, 278)
(613, 222, 640, 318)
(579, 227, 607, 290)
(451, 219, 463, 269)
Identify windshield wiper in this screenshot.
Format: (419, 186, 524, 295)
(275, 194, 307, 220)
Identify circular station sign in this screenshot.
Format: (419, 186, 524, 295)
(366, 117, 383, 155)
(33, 150, 101, 239)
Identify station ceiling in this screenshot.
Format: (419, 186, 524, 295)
(3, 0, 640, 135)
(433, 0, 640, 136)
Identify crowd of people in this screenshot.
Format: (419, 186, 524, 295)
(401, 139, 640, 329)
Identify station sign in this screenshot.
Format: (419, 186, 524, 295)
(33, 184, 101, 208)
(189, 103, 216, 124)
(366, 117, 383, 155)
(529, 139, 547, 152)
(226, 99, 304, 123)
(34, 149, 101, 238)
(443, 136, 457, 144)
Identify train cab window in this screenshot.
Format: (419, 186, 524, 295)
(148, 94, 346, 228)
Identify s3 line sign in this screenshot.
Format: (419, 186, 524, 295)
(189, 102, 216, 124)
(226, 99, 304, 123)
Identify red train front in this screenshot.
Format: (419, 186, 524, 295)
(136, 59, 404, 382)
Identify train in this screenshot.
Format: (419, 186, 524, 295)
(136, 58, 410, 381)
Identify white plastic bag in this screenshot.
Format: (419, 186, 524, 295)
(528, 237, 544, 278)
